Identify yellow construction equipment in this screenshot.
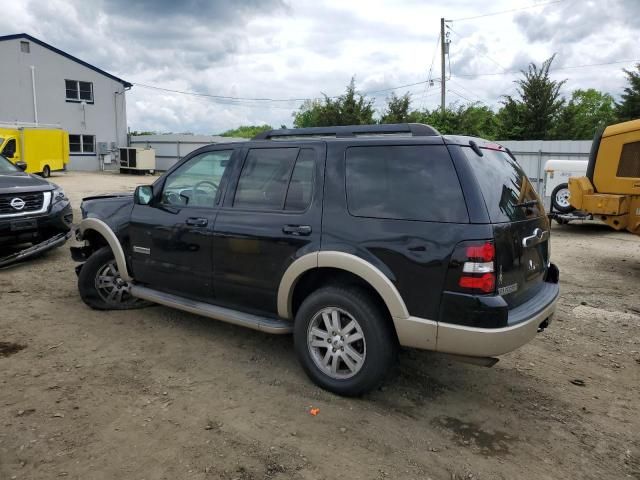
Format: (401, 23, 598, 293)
(569, 119, 640, 234)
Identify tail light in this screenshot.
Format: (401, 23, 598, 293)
(447, 240, 496, 294)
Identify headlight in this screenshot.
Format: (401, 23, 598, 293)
(52, 187, 67, 203)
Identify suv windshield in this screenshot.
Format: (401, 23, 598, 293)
(462, 146, 543, 223)
(0, 154, 18, 174)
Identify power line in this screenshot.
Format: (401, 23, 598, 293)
(132, 57, 638, 109)
(452, 59, 639, 78)
(447, 88, 477, 104)
(418, 31, 442, 109)
(447, 25, 508, 73)
(134, 79, 434, 105)
(451, 0, 565, 22)
(133, 82, 310, 103)
(448, 79, 491, 105)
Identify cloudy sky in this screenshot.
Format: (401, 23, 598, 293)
(3, 0, 638, 134)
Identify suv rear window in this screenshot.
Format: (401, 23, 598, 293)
(462, 147, 543, 223)
(345, 145, 468, 223)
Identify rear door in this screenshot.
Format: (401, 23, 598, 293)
(462, 146, 550, 307)
(212, 142, 325, 315)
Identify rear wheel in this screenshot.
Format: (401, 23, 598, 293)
(41, 165, 51, 178)
(294, 286, 396, 396)
(78, 246, 150, 310)
(551, 183, 574, 213)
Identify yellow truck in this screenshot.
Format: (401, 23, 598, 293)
(0, 125, 69, 178)
(569, 119, 640, 235)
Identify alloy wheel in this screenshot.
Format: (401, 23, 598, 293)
(94, 261, 133, 304)
(307, 307, 366, 379)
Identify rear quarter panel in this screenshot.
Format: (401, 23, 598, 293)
(322, 140, 493, 320)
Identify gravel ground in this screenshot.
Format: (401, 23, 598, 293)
(1, 171, 639, 480)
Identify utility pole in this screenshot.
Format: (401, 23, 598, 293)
(440, 17, 446, 115)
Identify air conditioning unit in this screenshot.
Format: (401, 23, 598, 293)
(119, 147, 155, 174)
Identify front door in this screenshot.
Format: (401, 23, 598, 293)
(129, 148, 236, 301)
(213, 143, 325, 315)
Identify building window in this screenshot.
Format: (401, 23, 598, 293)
(20, 41, 30, 53)
(65, 80, 94, 103)
(69, 134, 95, 154)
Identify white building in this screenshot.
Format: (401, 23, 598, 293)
(0, 33, 131, 171)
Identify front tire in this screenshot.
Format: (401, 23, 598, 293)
(294, 286, 396, 396)
(42, 165, 51, 178)
(551, 183, 574, 214)
(78, 246, 149, 310)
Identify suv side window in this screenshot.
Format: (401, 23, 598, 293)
(162, 150, 232, 208)
(461, 147, 542, 222)
(234, 147, 300, 210)
(285, 148, 315, 211)
(345, 145, 468, 223)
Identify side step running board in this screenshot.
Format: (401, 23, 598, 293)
(130, 285, 293, 334)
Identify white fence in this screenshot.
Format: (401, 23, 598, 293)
(129, 134, 246, 171)
(498, 140, 592, 196)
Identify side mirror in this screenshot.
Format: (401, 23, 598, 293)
(134, 185, 153, 205)
(15, 161, 27, 171)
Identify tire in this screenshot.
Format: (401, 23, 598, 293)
(551, 183, 574, 214)
(78, 246, 150, 310)
(42, 165, 51, 178)
(294, 286, 397, 396)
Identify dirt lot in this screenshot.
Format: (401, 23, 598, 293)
(1, 171, 639, 480)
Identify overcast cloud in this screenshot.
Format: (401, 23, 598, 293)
(2, 0, 638, 133)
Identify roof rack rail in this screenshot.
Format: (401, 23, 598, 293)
(252, 123, 440, 140)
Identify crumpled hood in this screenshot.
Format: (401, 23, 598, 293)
(82, 192, 134, 201)
(81, 192, 135, 222)
(0, 172, 54, 193)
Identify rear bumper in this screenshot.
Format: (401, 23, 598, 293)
(435, 281, 559, 357)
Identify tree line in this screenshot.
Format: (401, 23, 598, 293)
(222, 57, 640, 140)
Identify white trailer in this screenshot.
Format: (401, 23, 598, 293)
(543, 159, 588, 213)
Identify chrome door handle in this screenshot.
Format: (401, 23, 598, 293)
(186, 217, 208, 227)
(282, 225, 312, 236)
(522, 228, 549, 247)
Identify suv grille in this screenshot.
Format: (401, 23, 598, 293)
(0, 192, 45, 214)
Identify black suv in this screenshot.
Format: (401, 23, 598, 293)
(71, 124, 559, 396)
(0, 154, 72, 266)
